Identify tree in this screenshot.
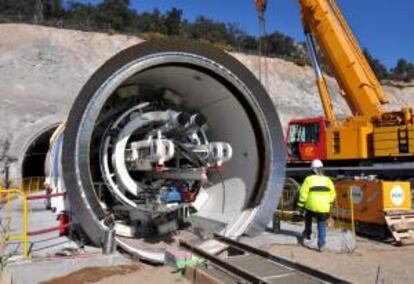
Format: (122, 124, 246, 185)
(44, 0, 64, 20)
(239, 35, 259, 53)
(164, 8, 182, 36)
(226, 23, 247, 50)
(96, 0, 134, 31)
(65, 1, 99, 29)
(34, 0, 44, 23)
(183, 16, 232, 45)
(363, 48, 389, 81)
(0, 0, 36, 20)
(391, 59, 414, 82)
(264, 31, 298, 59)
(7, 0, 413, 83)
(136, 9, 166, 34)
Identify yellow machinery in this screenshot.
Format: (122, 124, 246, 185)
(304, 0, 413, 161)
(254, 0, 414, 163)
(333, 179, 414, 244)
(254, 0, 414, 242)
(300, 0, 414, 161)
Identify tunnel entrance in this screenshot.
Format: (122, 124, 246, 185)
(21, 126, 57, 185)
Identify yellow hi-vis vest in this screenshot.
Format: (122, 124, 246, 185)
(297, 175, 336, 213)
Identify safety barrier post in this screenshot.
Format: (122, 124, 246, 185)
(5, 189, 12, 240)
(333, 194, 343, 229)
(22, 191, 28, 257)
(0, 188, 29, 258)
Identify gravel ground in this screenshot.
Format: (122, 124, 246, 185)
(96, 266, 189, 284)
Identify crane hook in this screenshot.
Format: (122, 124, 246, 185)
(255, 0, 267, 19)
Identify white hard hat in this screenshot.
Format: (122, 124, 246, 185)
(311, 159, 323, 169)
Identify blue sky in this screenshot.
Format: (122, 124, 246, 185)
(80, 1, 413, 69)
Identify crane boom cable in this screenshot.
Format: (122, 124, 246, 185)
(255, 0, 269, 91)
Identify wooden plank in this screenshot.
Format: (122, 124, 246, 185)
(384, 212, 414, 244)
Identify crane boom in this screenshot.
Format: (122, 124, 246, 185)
(300, 0, 386, 120)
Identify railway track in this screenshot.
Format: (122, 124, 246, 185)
(180, 234, 350, 284)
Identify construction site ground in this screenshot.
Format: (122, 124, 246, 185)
(6, 227, 414, 284)
(247, 224, 414, 284)
(266, 238, 414, 284)
(3, 195, 414, 284)
(75, 227, 414, 284)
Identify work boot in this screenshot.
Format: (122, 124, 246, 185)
(300, 232, 312, 246)
(303, 238, 312, 247)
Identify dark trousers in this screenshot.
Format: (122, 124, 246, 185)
(303, 210, 329, 248)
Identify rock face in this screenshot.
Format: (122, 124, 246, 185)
(0, 23, 413, 182)
(231, 53, 353, 126)
(0, 24, 142, 182)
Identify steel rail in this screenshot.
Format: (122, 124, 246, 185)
(179, 239, 269, 284)
(213, 234, 351, 284)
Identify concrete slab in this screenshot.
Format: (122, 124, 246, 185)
(5, 253, 133, 284)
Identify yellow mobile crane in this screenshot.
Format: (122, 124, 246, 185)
(256, 0, 414, 243)
(296, 0, 413, 163)
(256, 0, 414, 164)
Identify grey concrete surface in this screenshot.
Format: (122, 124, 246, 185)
(5, 253, 133, 284)
(1, 193, 78, 257)
(241, 221, 356, 253)
(0, 193, 133, 284)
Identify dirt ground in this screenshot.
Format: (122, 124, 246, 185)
(40, 264, 189, 284)
(96, 266, 189, 284)
(266, 237, 414, 284)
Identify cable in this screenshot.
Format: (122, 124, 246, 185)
(256, 1, 269, 92)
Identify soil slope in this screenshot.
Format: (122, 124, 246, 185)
(0, 24, 413, 182)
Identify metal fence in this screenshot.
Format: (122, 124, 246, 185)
(0, 176, 45, 259)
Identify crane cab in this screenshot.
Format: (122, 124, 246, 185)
(287, 116, 374, 162)
(286, 117, 327, 162)
(287, 116, 414, 163)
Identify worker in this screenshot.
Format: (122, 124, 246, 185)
(297, 159, 336, 251)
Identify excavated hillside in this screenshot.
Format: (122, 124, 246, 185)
(0, 24, 413, 181)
